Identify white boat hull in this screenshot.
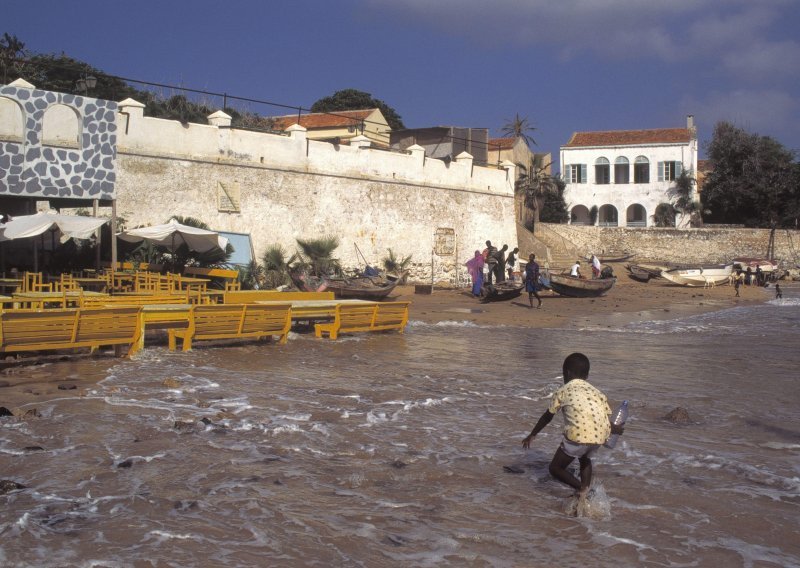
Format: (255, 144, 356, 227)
(661, 265, 733, 286)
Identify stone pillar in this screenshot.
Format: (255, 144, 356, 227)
(117, 98, 146, 134)
(350, 135, 371, 149)
(407, 144, 425, 165)
(207, 110, 232, 127)
(286, 123, 307, 141)
(500, 160, 516, 182)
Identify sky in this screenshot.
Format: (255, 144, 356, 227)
(5, 0, 800, 168)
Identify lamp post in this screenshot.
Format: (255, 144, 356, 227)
(75, 75, 97, 95)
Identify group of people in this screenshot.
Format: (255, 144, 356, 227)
(732, 265, 782, 298)
(570, 254, 604, 279)
(465, 240, 543, 308)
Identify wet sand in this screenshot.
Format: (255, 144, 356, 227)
(398, 262, 770, 329)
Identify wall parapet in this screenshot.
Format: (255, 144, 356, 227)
(114, 100, 513, 196)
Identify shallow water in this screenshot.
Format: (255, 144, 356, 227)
(2, 287, 800, 567)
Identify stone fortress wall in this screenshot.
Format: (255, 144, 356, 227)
(112, 99, 518, 283)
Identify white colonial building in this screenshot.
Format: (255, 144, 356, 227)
(560, 116, 698, 228)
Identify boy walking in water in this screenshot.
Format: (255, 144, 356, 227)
(521, 353, 623, 497)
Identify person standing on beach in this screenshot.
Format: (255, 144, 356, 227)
(591, 254, 601, 279)
(734, 272, 741, 297)
(776, 283, 783, 299)
(525, 253, 542, 309)
(507, 247, 520, 279)
(465, 250, 485, 297)
(483, 241, 498, 285)
(493, 245, 509, 283)
(521, 353, 624, 499)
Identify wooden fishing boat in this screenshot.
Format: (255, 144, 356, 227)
(660, 264, 733, 287)
(479, 281, 523, 303)
(321, 275, 400, 300)
(549, 274, 616, 297)
(626, 264, 663, 283)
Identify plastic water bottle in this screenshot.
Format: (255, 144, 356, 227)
(604, 400, 629, 449)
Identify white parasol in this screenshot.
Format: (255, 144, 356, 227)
(0, 210, 109, 242)
(117, 218, 228, 253)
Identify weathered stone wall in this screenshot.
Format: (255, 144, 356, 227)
(542, 223, 800, 265)
(115, 153, 517, 284)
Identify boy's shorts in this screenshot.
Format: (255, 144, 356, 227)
(560, 437, 601, 459)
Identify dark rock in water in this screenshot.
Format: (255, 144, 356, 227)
(200, 417, 213, 425)
(57, 384, 77, 390)
(21, 408, 39, 419)
(23, 446, 44, 452)
(173, 420, 195, 431)
(665, 407, 692, 424)
(0, 480, 26, 494)
(503, 465, 525, 474)
(273, 478, 284, 485)
(0, 406, 13, 417)
(391, 459, 407, 469)
(117, 458, 134, 468)
(174, 500, 199, 511)
(385, 534, 408, 547)
(0, 379, 11, 387)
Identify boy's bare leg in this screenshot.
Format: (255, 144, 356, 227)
(548, 447, 581, 491)
(578, 455, 593, 495)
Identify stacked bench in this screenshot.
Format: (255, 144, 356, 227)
(314, 301, 410, 340)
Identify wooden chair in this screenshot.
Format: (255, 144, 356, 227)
(168, 303, 292, 351)
(22, 272, 53, 293)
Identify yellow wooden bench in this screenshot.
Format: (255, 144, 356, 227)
(0, 306, 143, 357)
(315, 301, 410, 340)
(168, 303, 292, 351)
(223, 290, 334, 304)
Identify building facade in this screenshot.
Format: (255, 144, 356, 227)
(560, 116, 698, 228)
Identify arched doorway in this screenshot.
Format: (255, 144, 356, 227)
(570, 205, 591, 225)
(626, 204, 647, 227)
(598, 204, 618, 227)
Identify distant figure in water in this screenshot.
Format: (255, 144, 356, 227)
(775, 283, 782, 299)
(521, 353, 624, 500)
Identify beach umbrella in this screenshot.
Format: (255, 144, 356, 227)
(117, 218, 228, 254)
(0, 211, 110, 272)
(0, 210, 109, 242)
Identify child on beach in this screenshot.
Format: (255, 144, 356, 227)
(775, 283, 782, 299)
(521, 353, 623, 498)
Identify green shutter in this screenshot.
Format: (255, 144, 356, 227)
(676, 162, 683, 177)
(565, 165, 572, 184)
(580, 164, 587, 184)
(657, 161, 664, 182)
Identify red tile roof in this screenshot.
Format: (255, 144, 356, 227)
(489, 137, 516, 150)
(564, 128, 692, 147)
(270, 109, 376, 131)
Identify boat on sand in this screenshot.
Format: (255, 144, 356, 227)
(660, 264, 733, 287)
(480, 281, 523, 303)
(549, 274, 616, 298)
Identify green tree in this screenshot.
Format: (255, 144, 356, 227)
(262, 244, 295, 289)
(294, 236, 341, 277)
(652, 203, 676, 227)
(500, 113, 537, 147)
(538, 177, 569, 223)
(0, 33, 26, 83)
(516, 157, 561, 228)
(310, 89, 405, 130)
(382, 248, 412, 283)
(702, 121, 799, 229)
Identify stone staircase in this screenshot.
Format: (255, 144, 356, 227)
(516, 222, 583, 272)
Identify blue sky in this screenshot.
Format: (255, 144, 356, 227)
(5, 0, 799, 167)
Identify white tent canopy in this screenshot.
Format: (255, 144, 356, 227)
(118, 219, 228, 253)
(0, 210, 109, 242)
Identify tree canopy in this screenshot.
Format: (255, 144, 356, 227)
(310, 89, 405, 130)
(701, 121, 799, 228)
(501, 113, 537, 147)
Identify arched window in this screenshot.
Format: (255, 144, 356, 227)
(598, 204, 618, 227)
(634, 156, 650, 183)
(570, 205, 591, 225)
(0, 96, 24, 142)
(594, 157, 610, 185)
(614, 156, 629, 184)
(626, 204, 647, 227)
(42, 103, 80, 148)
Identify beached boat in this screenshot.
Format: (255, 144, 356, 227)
(660, 264, 733, 287)
(290, 269, 400, 300)
(479, 281, 523, 303)
(626, 264, 664, 283)
(732, 258, 778, 273)
(549, 274, 616, 297)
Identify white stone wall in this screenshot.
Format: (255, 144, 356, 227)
(560, 139, 698, 228)
(111, 101, 517, 283)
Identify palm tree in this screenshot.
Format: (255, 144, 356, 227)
(669, 169, 702, 227)
(382, 248, 412, 283)
(515, 157, 559, 229)
(262, 244, 295, 288)
(294, 236, 341, 277)
(501, 113, 537, 147)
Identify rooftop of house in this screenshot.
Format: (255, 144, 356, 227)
(269, 109, 378, 131)
(563, 128, 693, 148)
(488, 137, 517, 150)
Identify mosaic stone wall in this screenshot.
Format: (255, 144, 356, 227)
(0, 84, 117, 200)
